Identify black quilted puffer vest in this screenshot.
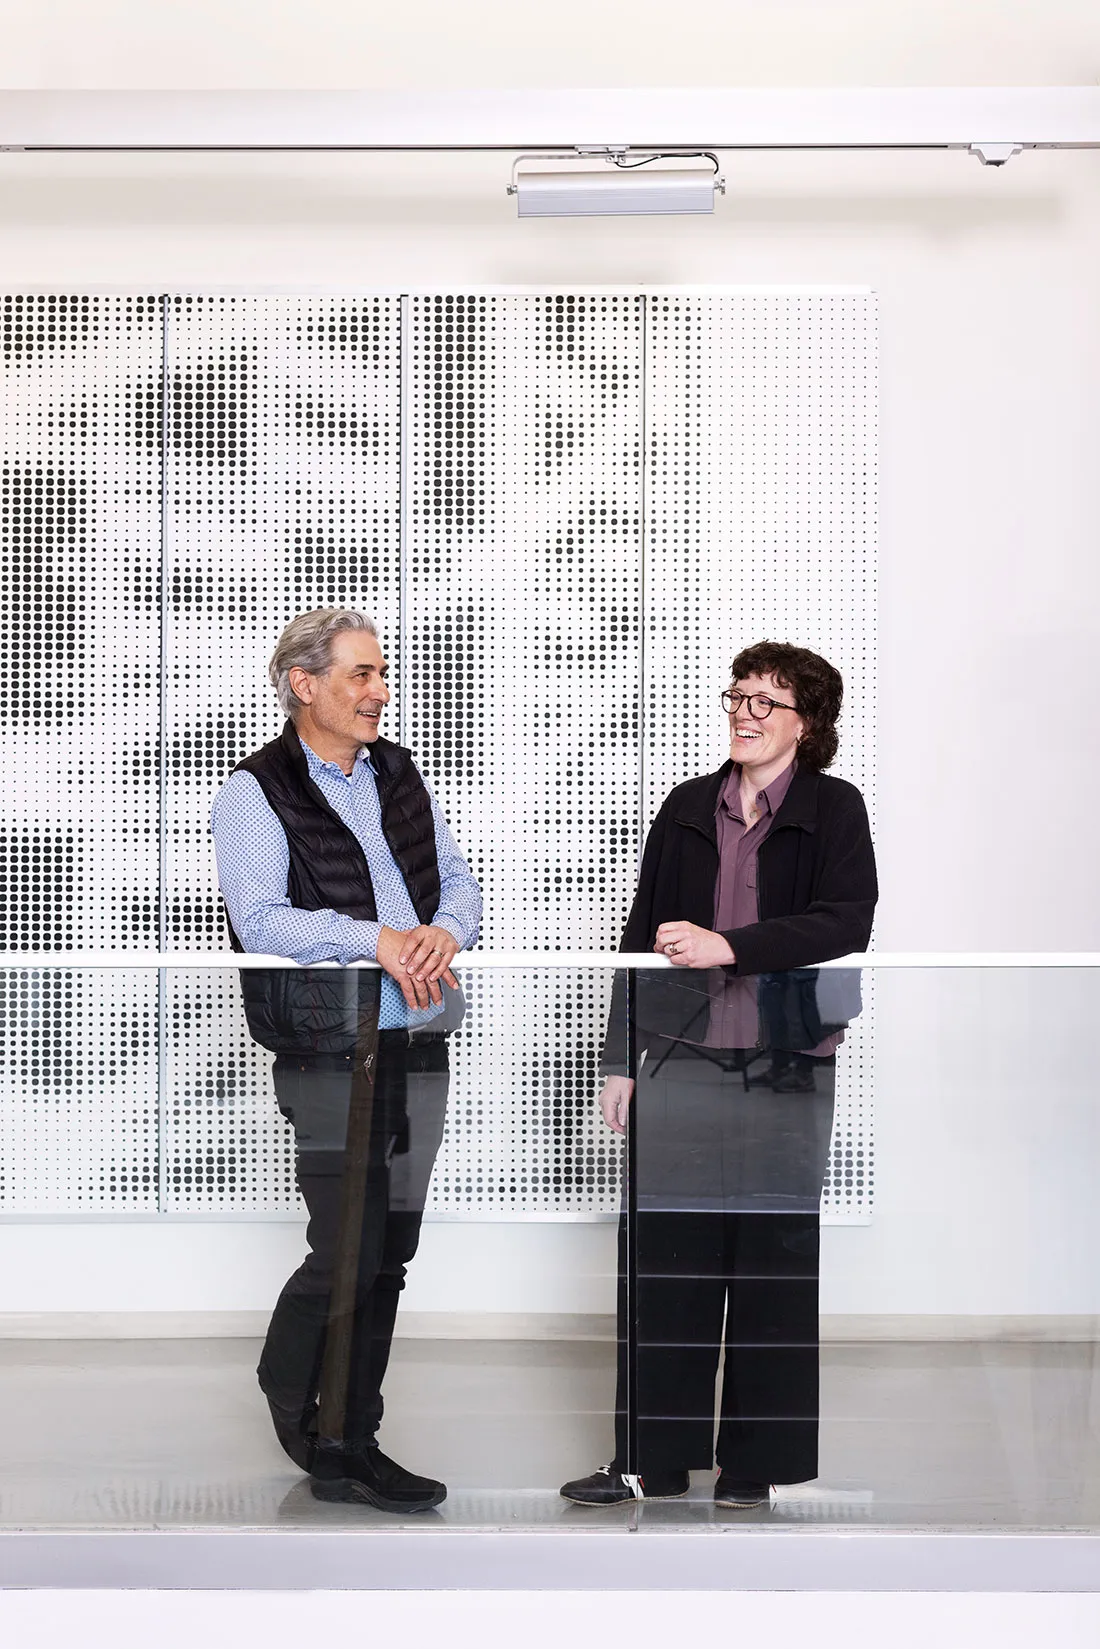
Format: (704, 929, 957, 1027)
(225, 720, 440, 1053)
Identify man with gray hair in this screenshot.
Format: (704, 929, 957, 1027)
(211, 608, 481, 1512)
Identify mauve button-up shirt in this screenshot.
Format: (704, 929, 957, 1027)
(705, 761, 842, 1055)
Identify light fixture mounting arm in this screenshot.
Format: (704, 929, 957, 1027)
(508, 147, 725, 195)
(968, 141, 1025, 166)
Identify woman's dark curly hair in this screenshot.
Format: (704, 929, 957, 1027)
(729, 641, 844, 772)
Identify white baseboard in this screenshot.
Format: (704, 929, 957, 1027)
(821, 1313, 1100, 1342)
(0, 1310, 1099, 1342)
(0, 1310, 615, 1341)
(0, 1311, 272, 1339)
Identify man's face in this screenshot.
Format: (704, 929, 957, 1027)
(292, 629, 391, 746)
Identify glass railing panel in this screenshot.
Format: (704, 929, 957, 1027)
(622, 962, 849, 1521)
(624, 962, 1100, 1532)
(378, 961, 625, 1527)
(4, 958, 1099, 1537)
(0, 966, 160, 1215)
(818, 963, 1100, 1532)
(0, 960, 625, 1532)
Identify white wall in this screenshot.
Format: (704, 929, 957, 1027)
(2, 2, 1099, 1322)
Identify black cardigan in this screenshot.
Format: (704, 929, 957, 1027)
(603, 762, 878, 1068)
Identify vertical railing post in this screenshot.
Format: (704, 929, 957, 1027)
(316, 968, 383, 1445)
(624, 965, 639, 1481)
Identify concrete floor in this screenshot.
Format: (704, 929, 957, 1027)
(2, 1336, 1100, 1535)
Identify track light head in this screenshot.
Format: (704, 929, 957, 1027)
(508, 150, 725, 217)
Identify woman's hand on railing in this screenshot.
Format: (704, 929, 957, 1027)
(599, 1076, 635, 1135)
(654, 921, 735, 969)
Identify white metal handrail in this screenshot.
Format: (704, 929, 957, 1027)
(0, 951, 1097, 970)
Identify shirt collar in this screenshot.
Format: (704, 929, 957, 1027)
(298, 735, 375, 779)
(719, 758, 798, 823)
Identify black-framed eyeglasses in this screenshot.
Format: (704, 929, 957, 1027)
(720, 689, 799, 720)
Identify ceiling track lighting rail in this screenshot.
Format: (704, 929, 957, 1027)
(0, 89, 1099, 156)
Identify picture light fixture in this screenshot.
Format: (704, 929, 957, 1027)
(508, 148, 725, 217)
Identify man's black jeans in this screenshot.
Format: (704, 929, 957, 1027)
(257, 1032, 448, 1448)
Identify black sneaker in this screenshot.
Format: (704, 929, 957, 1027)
(309, 1441, 447, 1512)
(746, 1058, 789, 1088)
(560, 1464, 690, 1505)
(715, 1473, 771, 1507)
(771, 1066, 815, 1094)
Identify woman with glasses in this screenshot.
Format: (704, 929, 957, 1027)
(561, 642, 877, 1510)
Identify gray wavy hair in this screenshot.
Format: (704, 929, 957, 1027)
(269, 607, 379, 721)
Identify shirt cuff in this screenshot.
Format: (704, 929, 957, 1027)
(432, 913, 467, 950)
(349, 919, 382, 963)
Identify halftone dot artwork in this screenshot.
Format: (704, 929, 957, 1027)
(407, 294, 643, 1215)
(644, 293, 878, 1218)
(1, 295, 160, 1211)
(2, 290, 876, 1220)
(162, 296, 400, 1210)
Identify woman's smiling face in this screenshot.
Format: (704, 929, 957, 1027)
(726, 671, 806, 776)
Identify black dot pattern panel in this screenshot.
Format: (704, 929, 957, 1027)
(1, 296, 161, 1212)
(407, 295, 643, 1214)
(431, 970, 616, 1214)
(163, 970, 297, 1211)
(164, 296, 401, 952)
(1, 289, 877, 1222)
(644, 293, 877, 1219)
(1, 294, 160, 949)
(0, 970, 157, 1211)
(162, 297, 401, 1210)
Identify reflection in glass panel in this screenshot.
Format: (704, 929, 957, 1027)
(0, 968, 158, 1213)
(615, 964, 1100, 1530)
(3, 964, 1100, 1539)
(559, 963, 855, 1513)
(625, 965, 846, 1511)
(211, 960, 624, 1518)
(0, 964, 623, 1530)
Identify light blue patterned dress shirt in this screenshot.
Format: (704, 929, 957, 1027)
(211, 736, 482, 1030)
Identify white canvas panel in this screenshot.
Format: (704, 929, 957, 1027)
(1, 290, 877, 1220)
(406, 294, 644, 1215)
(161, 295, 402, 1210)
(644, 292, 877, 1217)
(1, 295, 161, 1211)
